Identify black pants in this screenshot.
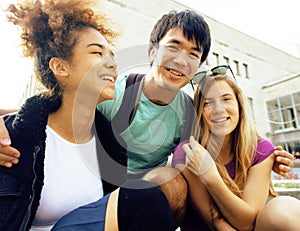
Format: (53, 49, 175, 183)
(118, 180, 174, 231)
(52, 180, 173, 231)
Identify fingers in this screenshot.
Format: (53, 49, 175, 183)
(276, 168, 292, 178)
(0, 146, 20, 167)
(276, 155, 293, 168)
(184, 136, 214, 176)
(0, 117, 11, 146)
(274, 152, 295, 167)
(274, 145, 283, 151)
(182, 142, 198, 176)
(273, 147, 295, 160)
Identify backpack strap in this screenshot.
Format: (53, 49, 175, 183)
(111, 73, 145, 134)
(95, 73, 145, 194)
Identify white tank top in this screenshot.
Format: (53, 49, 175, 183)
(30, 126, 103, 230)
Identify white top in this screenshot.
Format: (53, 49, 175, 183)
(30, 126, 103, 231)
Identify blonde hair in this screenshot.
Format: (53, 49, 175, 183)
(193, 75, 274, 219)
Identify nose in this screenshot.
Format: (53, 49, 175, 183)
(213, 100, 225, 113)
(104, 55, 117, 70)
(173, 50, 188, 66)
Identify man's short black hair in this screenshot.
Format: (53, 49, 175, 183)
(149, 9, 211, 66)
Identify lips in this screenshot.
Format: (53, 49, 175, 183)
(211, 117, 229, 123)
(100, 75, 115, 83)
(166, 67, 185, 77)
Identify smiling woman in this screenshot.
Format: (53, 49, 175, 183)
(0, 0, 123, 230)
(172, 73, 300, 230)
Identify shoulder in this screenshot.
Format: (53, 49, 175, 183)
(180, 90, 193, 104)
(179, 91, 194, 116)
(4, 95, 53, 142)
(252, 138, 275, 166)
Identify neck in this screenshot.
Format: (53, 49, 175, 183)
(143, 74, 179, 105)
(219, 136, 233, 165)
(48, 93, 96, 143)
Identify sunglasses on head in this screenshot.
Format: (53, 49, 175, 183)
(191, 65, 236, 87)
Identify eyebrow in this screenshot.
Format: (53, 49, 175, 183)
(221, 93, 234, 97)
(168, 39, 201, 52)
(205, 93, 234, 100)
(87, 43, 115, 57)
(87, 43, 104, 49)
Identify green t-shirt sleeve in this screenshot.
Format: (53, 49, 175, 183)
(96, 75, 127, 120)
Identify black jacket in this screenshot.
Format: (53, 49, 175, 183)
(0, 95, 127, 231)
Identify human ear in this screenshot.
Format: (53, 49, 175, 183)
(149, 47, 156, 65)
(49, 57, 69, 77)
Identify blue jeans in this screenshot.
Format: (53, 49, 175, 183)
(51, 194, 110, 231)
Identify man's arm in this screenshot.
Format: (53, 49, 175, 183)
(272, 146, 295, 177)
(0, 117, 20, 167)
(0, 108, 19, 116)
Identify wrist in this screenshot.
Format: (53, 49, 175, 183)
(201, 167, 222, 188)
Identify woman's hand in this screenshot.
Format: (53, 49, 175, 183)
(183, 136, 218, 181)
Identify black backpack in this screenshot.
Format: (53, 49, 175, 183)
(95, 73, 195, 192)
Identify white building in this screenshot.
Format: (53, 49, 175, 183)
(22, 0, 300, 152)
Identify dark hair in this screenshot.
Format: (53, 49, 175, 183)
(149, 9, 211, 65)
(6, 0, 119, 98)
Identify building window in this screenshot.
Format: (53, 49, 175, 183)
(243, 63, 249, 78)
(267, 99, 279, 111)
(223, 56, 230, 65)
(247, 97, 254, 119)
(233, 60, 240, 76)
(268, 109, 283, 131)
(279, 95, 295, 129)
(267, 93, 300, 132)
(293, 92, 300, 127)
(295, 105, 300, 128)
(282, 108, 296, 129)
(212, 52, 219, 66)
(281, 140, 300, 154)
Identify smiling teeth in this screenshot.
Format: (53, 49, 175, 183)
(100, 76, 115, 83)
(212, 118, 227, 123)
(169, 69, 183, 76)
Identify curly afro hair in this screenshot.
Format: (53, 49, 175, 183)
(6, 0, 119, 97)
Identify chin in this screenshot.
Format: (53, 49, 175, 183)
(103, 91, 115, 101)
(210, 127, 226, 138)
(159, 79, 180, 92)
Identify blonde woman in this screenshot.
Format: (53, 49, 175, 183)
(172, 68, 300, 230)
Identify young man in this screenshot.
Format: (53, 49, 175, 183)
(97, 10, 211, 179)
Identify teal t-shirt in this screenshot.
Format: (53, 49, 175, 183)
(97, 75, 187, 175)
